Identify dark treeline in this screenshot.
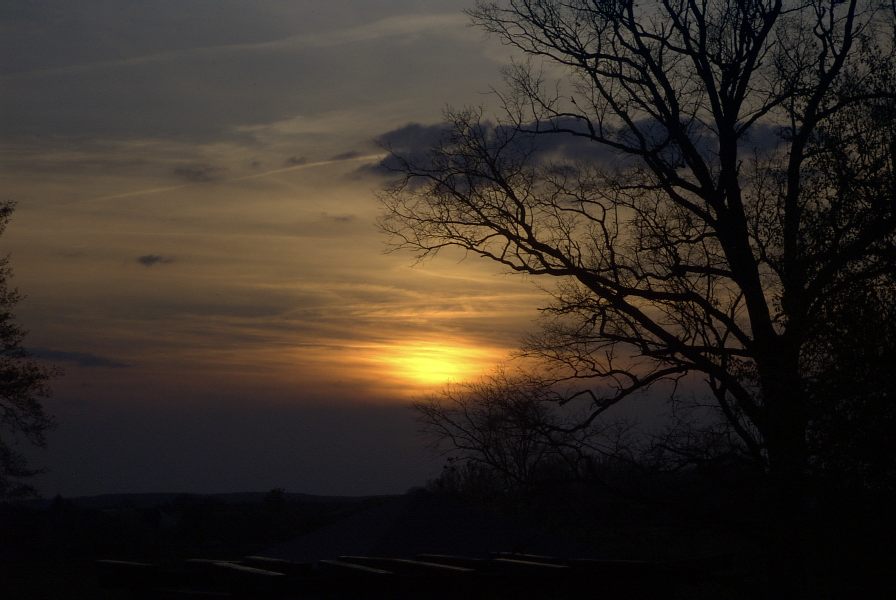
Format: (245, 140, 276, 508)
(413, 350, 896, 596)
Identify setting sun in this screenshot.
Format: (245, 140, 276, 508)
(378, 341, 501, 388)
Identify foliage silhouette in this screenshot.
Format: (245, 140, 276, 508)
(415, 369, 646, 495)
(382, 1, 896, 595)
(0, 201, 54, 499)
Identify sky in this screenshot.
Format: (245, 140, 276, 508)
(1, 0, 552, 497)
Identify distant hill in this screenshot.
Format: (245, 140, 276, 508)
(17, 491, 397, 510)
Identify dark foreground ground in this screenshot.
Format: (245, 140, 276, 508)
(1, 491, 385, 598)
(1, 483, 893, 598)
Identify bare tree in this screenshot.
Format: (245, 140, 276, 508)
(0, 202, 54, 498)
(382, 0, 895, 593)
(415, 369, 633, 493)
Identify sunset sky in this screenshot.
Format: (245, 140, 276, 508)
(1, 0, 551, 496)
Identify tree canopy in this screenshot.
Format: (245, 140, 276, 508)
(0, 202, 54, 498)
(382, 2, 895, 592)
(383, 0, 895, 476)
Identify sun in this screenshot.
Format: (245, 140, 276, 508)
(380, 341, 498, 388)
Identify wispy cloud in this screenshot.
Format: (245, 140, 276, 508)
(82, 152, 385, 203)
(330, 151, 364, 161)
(4, 13, 471, 79)
(137, 254, 175, 267)
(172, 163, 227, 182)
(29, 348, 131, 368)
(322, 213, 356, 224)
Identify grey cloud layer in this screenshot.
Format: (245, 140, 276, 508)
(2, 1, 490, 141)
(370, 117, 786, 176)
(1, 1, 464, 75)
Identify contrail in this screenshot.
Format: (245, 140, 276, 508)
(85, 152, 386, 203)
(227, 153, 385, 182)
(87, 183, 193, 202)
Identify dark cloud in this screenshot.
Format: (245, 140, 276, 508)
(172, 163, 226, 182)
(28, 348, 130, 368)
(528, 117, 784, 162)
(137, 254, 174, 267)
(740, 121, 784, 152)
(329, 151, 364, 161)
(363, 121, 467, 178)
(363, 119, 616, 177)
(322, 213, 356, 223)
(284, 156, 307, 166)
(378, 121, 453, 152)
(367, 117, 786, 177)
(369, 122, 452, 174)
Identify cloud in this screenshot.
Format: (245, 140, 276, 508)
(28, 348, 130, 368)
(367, 117, 786, 178)
(172, 163, 226, 182)
(329, 150, 364, 161)
(1, 3, 499, 142)
(322, 213, 356, 224)
(365, 122, 453, 175)
(2, 10, 473, 77)
(137, 254, 175, 267)
(370, 118, 621, 174)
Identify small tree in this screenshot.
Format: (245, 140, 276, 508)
(382, 1, 895, 593)
(0, 202, 54, 498)
(416, 370, 631, 493)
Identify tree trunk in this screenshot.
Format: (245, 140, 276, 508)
(762, 356, 809, 598)
(766, 435, 808, 597)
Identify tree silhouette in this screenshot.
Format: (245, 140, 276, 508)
(382, 1, 895, 594)
(415, 370, 633, 493)
(0, 202, 54, 498)
(806, 270, 896, 492)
